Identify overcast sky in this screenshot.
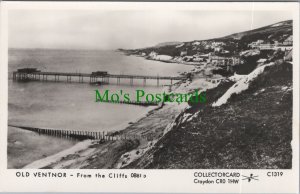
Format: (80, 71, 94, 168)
(9, 10, 292, 50)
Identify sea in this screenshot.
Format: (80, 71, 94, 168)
(7, 49, 194, 168)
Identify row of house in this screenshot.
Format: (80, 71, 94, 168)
(248, 36, 293, 51)
(179, 40, 232, 58)
(180, 47, 228, 57)
(179, 48, 242, 67)
(193, 52, 241, 66)
(204, 41, 227, 52)
(208, 54, 241, 67)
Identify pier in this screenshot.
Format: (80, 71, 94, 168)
(9, 124, 153, 141)
(12, 68, 186, 86)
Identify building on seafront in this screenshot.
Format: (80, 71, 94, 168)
(247, 37, 293, 51)
(180, 49, 188, 57)
(208, 53, 241, 67)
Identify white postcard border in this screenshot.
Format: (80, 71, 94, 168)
(0, 2, 299, 193)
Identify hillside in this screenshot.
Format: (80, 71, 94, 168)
(120, 20, 294, 169)
(126, 60, 292, 169)
(122, 20, 293, 76)
(223, 20, 292, 41)
(123, 20, 292, 56)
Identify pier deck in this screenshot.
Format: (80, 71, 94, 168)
(12, 68, 187, 86)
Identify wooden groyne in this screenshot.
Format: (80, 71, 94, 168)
(100, 100, 160, 107)
(12, 68, 187, 86)
(8, 125, 150, 141)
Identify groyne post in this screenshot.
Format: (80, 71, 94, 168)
(130, 77, 133, 86)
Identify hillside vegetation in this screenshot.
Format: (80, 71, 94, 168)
(127, 60, 292, 169)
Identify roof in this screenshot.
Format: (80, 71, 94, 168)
(17, 68, 40, 73)
(257, 58, 267, 63)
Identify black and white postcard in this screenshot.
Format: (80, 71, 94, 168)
(0, 1, 299, 193)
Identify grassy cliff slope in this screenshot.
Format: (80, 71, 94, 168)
(127, 61, 292, 169)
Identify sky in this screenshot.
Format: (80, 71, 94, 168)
(8, 10, 292, 50)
